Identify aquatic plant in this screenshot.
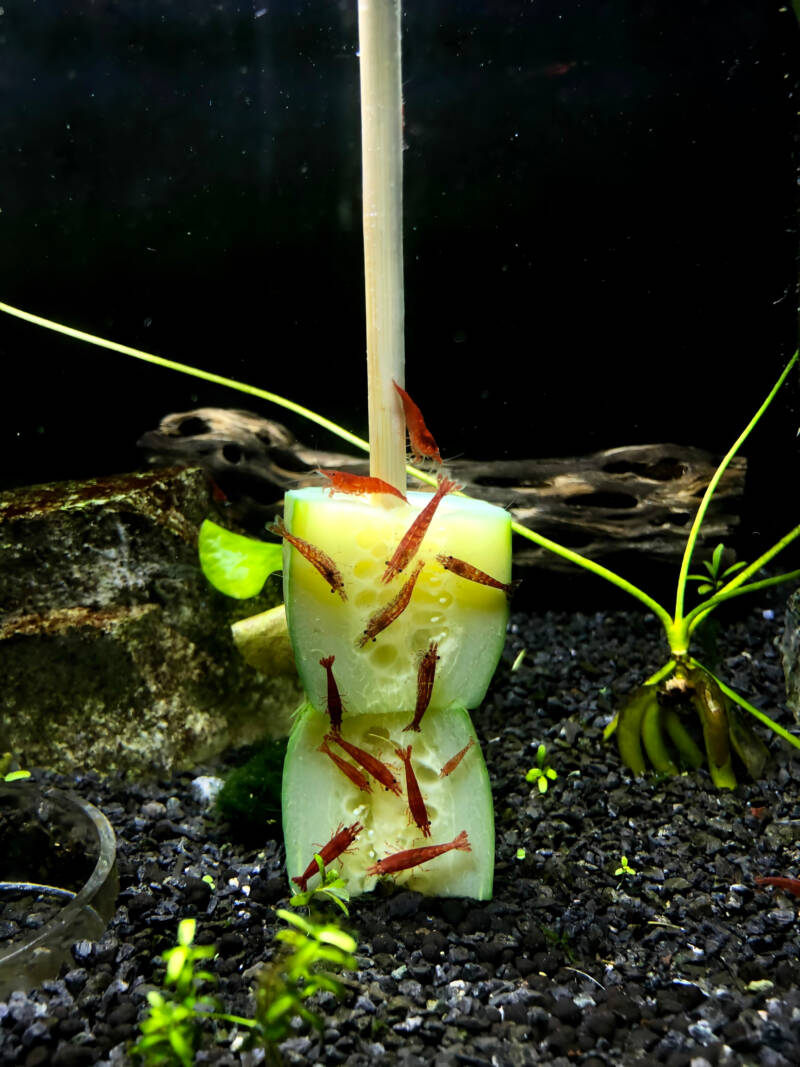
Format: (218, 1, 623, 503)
(614, 855, 637, 879)
(289, 854, 352, 916)
(133, 912, 357, 1067)
(132, 918, 218, 1067)
(525, 743, 558, 794)
(597, 353, 800, 787)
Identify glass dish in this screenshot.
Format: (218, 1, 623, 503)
(0, 780, 118, 996)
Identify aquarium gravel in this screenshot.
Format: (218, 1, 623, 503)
(1, 591, 799, 1066)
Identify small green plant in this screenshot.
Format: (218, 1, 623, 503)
(289, 855, 351, 916)
(250, 909, 357, 1049)
(132, 918, 218, 1067)
(541, 924, 577, 963)
(525, 744, 558, 794)
(132, 911, 356, 1066)
(686, 542, 748, 596)
(614, 855, 637, 878)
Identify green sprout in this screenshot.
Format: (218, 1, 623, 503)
(2, 300, 798, 788)
(686, 542, 748, 596)
(525, 743, 558, 794)
(510, 648, 527, 672)
(289, 855, 352, 916)
(250, 909, 357, 1050)
(132, 918, 218, 1067)
(132, 912, 356, 1067)
(201, 874, 216, 890)
(614, 855, 637, 878)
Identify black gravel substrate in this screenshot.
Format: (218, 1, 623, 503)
(2, 592, 800, 1067)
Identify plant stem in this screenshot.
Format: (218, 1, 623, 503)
(0, 299, 431, 489)
(685, 566, 800, 633)
(673, 351, 798, 625)
(510, 519, 674, 631)
(357, 0, 407, 491)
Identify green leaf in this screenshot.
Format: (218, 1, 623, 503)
(316, 927, 357, 953)
(277, 908, 315, 936)
(198, 519, 283, 599)
(165, 946, 188, 984)
(168, 1027, 195, 1067)
(711, 543, 724, 572)
(2, 770, 31, 782)
(721, 560, 748, 578)
(177, 918, 197, 947)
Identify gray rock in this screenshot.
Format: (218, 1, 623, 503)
(781, 588, 800, 718)
(0, 466, 301, 775)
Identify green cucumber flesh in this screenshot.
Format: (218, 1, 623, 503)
(282, 702, 494, 900)
(282, 488, 512, 716)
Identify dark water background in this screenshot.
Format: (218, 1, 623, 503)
(1, 1, 797, 552)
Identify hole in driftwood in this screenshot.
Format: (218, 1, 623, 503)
(177, 416, 209, 436)
(222, 444, 243, 464)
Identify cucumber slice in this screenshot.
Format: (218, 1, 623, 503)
(282, 702, 494, 900)
(282, 488, 512, 716)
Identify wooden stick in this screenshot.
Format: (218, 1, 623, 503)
(357, 0, 406, 491)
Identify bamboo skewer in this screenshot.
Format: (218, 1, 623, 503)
(357, 0, 407, 492)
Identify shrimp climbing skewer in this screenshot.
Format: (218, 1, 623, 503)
(366, 830, 471, 877)
(317, 469, 408, 503)
(382, 475, 461, 584)
(358, 559, 424, 647)
(436, 554, 521, 601)
(392, 380, 442, 464)
(292, 821, 364, 892)
(394, 745, 431, 837)
(268, 517, 347, 601)
(404, 642, 439, 733)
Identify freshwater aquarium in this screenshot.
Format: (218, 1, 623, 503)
(1, 3, 799, 1064)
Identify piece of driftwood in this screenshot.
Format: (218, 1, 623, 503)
(138, 408, 746, 572)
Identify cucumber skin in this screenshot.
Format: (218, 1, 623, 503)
(282, 702, 494, 900)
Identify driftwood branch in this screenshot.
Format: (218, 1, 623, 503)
(138, 408, 746, 573)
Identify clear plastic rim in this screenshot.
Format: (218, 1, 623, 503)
(0, 781, 118, 976)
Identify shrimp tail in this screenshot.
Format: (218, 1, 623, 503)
(453, 830, 471, 852)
